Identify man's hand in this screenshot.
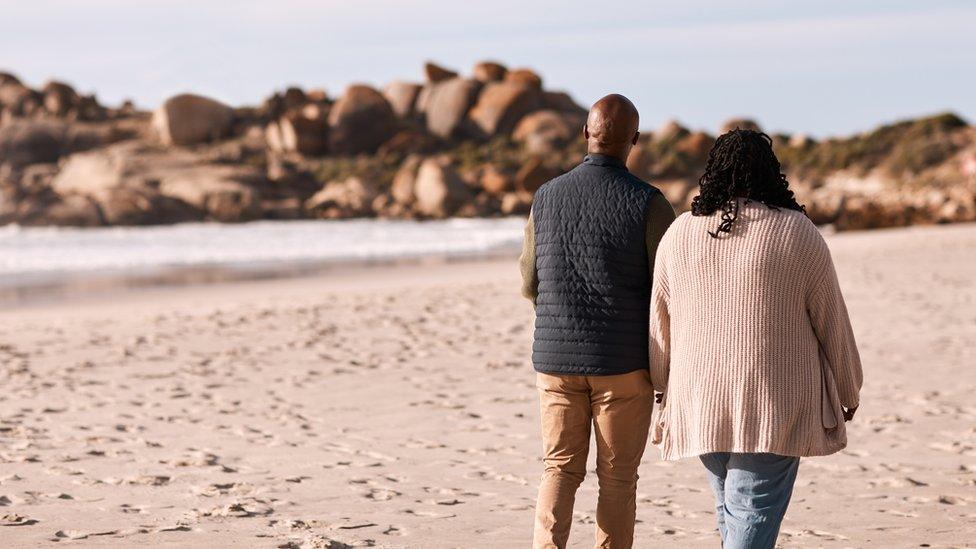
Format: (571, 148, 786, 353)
(842, 406, 858, 422)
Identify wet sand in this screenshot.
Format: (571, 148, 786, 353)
(1, 223, 975, 548)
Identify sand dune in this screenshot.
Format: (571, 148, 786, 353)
(1, 224, 975, 548)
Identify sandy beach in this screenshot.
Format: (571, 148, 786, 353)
(1, 223, 975, 548)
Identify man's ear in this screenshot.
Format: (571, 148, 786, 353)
(632, 131, 640, 145)
(583, 124, 589, 140)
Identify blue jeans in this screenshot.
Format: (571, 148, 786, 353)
(699, 453, 800, 549)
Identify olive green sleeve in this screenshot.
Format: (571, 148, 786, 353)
(645, 192, 677, 278)
(519, 210, 538, 306)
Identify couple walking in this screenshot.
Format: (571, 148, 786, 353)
(519, 94, 863, 549)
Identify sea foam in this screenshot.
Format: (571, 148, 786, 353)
(0, 217, 526, 281)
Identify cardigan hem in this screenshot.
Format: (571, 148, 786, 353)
(655, 440, 848, 462)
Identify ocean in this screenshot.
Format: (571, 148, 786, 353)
(0, 217, 527, 294)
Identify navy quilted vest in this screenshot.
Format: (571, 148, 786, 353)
(532, 154, 658, 376)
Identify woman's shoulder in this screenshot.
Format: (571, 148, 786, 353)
(651, 212, 692, 263)
(672, 210, 696, 226)
(766, 207, 833, 271)
(775, 207, 824, 244)
(661, 211, 696, 240)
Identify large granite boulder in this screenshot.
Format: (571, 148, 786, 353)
(473, 61, 507, 83)
(327, 85, 397, 155)
(513, 110, 584, 154)
(0, 72, 20, 87)
(514, 157, 561, 194)
(19, 193, 104, 227)
(41, 81, 79, 117)
(52, 142, 262, 223)
(413, 157, 473, 218)
(51, 148, 203, 225)
(0, 120, 66, 167)
(504, 68, 543, 89)
(158, 172, 260, 222)
(468, 82, 542, 138)
(282, 87, 308, 111)
(266, 105, 328, 155)
(0, 80, 42, 116)
(391, 155, 423, 206)
(98, 187, 203, 225)
(424, 62, 458, 83)
(655, 178, 698, 210)
(383, 81, 423, 119)
(304, 177, 379, 218)
(51, 146, 128, 195)
(626, 135, 654, 179)
(500, 191, 533, 215)
(675, 132, 715, 162)
(479, 164, 513, 196)
(151, 93, 235, 146)
(541, 91, 586, 115)
(654, 119, 690, 142)
(377, 128, 440, 156)
(423, 78, 481, 139)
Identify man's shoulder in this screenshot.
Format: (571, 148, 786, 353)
(535, 164, 583, 196)
(613, 169, 662, 198)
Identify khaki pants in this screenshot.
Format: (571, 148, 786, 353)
(533, 369, 653, 549)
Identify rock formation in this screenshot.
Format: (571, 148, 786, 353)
(423, 79, 481, 139)
(327, 85, 397, 155)
(412, 157, 473, 218)
(151, 94, 235, 146)
(0, 63, 973, 230)
(468, 82, 541, 137)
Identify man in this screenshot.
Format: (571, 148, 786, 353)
(519, 94, 676, 549)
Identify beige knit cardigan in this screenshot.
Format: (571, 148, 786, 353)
(650, 199, 863, 460)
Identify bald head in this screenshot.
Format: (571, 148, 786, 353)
(584, 94, 640, 161)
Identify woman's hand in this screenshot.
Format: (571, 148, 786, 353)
(842, 406, 858, 422)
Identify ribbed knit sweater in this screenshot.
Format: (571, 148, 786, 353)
(650, 199, 863, 460)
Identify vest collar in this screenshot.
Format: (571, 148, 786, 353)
(583, 153, 628, 170)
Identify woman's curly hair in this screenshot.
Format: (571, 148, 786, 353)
(691, 129, 805, 238)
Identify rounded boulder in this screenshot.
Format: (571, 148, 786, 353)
(468, 82, 542, 138)
(413, 158, 473, 218)
(504, 68, 543, 89)
(473, 61, 508, 83)
(513, 110, 584, 155)
(383, 81, 423, 119)
(423, 78, 481, 139)
(327, 85, 398, 155)
(151, 93, 235, 146)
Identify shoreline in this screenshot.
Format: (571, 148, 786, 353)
(4, 221, 974, 310)
(0, 250, 520, 310)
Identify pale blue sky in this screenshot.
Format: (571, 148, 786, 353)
(1, 1, 973, 136)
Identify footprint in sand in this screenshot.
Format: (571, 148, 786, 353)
(364, 487, 400, 501)
(198, 499, 274, 518)
(349, 477, 402, 501)
(1, 513, 39, 526)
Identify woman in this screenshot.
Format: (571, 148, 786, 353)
(649, 129, 863, 548)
